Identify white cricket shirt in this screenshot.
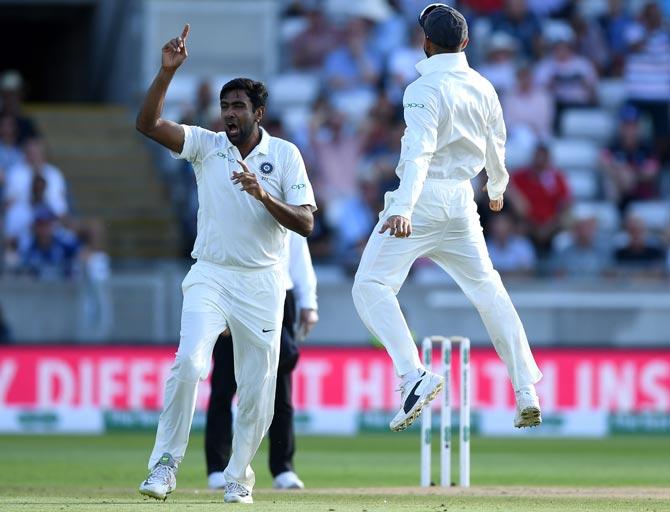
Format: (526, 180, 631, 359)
(386, 52, 509, 220)
(172, 126, 316, 270)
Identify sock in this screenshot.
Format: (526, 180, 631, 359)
(516, 384, 536, 395)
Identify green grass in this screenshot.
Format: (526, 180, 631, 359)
(0, 433, 668, 511)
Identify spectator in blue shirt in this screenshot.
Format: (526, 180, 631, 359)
(20, 208, 80, 280)
(323, 18, 383, 119)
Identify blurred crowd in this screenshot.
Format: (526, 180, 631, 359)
(3, 0, 670, 283)
(0, 70, 109, 283)
(175, 0, 670, 280)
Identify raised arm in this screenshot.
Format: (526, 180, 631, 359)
(135, 24, 190, 153)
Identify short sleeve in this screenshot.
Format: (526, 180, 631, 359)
(281, 145, 317, 210)
(169, 125, 212, 164)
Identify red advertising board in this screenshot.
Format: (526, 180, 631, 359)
(1, 346, 668, 413)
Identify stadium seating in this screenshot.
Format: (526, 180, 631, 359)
(572, 201, 621, 233)
(597, 79, 627, 111)
(564, 168, 600, 200)
(561, 108, 616, 145)
(627, 200, 670, 232)
(550, 138, 600, 170)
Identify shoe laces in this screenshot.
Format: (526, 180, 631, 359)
(225, 481, 250, 496)
(396, 371, 425, 399)
(146, 463, 175, 485)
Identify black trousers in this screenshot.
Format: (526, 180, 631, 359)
(205, 289, 299, 477)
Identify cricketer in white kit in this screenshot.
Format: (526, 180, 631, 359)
(135, 25, 316, 504)
(352, 4, 543, 433)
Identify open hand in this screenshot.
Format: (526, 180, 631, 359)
(162, 24, 190, 71)
(379, 215, 412, 238)
(232, 160, 267, 202)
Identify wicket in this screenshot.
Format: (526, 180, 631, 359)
(420, 335, 471, 488)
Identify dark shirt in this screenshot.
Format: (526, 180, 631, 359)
(615, 245, 665, 266)
(490, 11, 542, 58)
(21, 230, 80, 279)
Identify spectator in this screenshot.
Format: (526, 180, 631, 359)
(0, 114, 24, 173)
(0, 304, 11, 343)
(309, 107, 362, 206)
(290, 6, 340, 71)
(503, 65, 554, 140)
(600, 105, 661, 210)
(193, 79, 214, 128)
(490, 0, 543, 59)
(486, 213, 537, 276)
(306, 192, 335, 263)
(322, 18, 383, 119)
(569, 10, 609, 74)
(478, 32, 519, 95)
(509, 144, 572, 252)
(386, 25, 425, 104)
(20, 208, 80, 280)
(615, 214, 665, 277)
(526, 0, 570, 17)
(4, 174, 50, 247)
(333, 179, 379, 269)
(368, 0, 407, 58)
(551, 215, 613, 278)
(624, 1, 670, 156)
(0, 70, 39, 145)
(534, 25, 598, 127)
(4, 138, 68, 242)
(597, 0, 633, 75)
(461, 0, 504, 15)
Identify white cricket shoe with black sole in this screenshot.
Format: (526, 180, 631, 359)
(514, 387, 542, 428)
(223, 481, 253, 504)
(390, 370, 444, 432)
(139, 453, 177, 501)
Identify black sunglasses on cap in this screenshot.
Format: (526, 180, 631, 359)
(418, 3, 450, 27)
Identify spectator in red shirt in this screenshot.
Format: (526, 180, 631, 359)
(509, 144, 572, 252)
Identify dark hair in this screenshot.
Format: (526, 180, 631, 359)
(219, 78, 268, 111)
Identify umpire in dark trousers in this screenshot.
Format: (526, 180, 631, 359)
(206, 231, 318, 490)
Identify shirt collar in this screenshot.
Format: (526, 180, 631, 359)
(224, 127, 271, 156)
(415, 52, 469, 76)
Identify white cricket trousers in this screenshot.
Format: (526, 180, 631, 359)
(352, 179, 542, 391)
(148, 260, 285, 490)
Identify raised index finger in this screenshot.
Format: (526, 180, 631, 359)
(181, 24, 190, 41)
(237, 160, 251, 173)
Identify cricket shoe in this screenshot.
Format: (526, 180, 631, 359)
(208, 471, 226, 490)
(223, 481, 253, 504)
(390, 369, 444, 432)
(273, 471, 305, 489)
(139, 452, 177, 501)
(514, 386, 542, 428)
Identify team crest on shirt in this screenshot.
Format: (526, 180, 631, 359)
(260, 162, 274, 175)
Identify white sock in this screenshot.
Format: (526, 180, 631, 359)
(516, 384, 536, 395)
